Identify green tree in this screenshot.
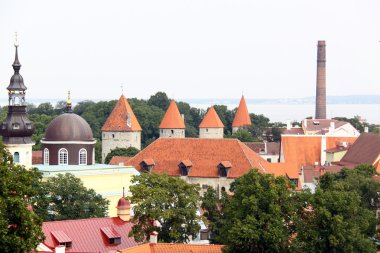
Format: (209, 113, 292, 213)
(148, 92, 170, 111)
(35, 173, 109, 221)
(105, 147, 140, 164)
(129, 172, 201, 243)
(292, 189, 376, 252)
(219, 169, 296, 253)
(201, 187, 229, 244)
(226, 129, 256, 142)
(0, 143, 44, 253)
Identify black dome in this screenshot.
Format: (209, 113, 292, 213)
(44, 113, 94, 142)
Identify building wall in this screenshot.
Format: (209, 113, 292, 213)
(159, 129, 185, 138)
(232, 126, 240, 134)
(326, 150, 347, 163)
(259, 154, 279, 163)
(43, 143, 95, 165)
(6, 143, 33, 168)
(102, 131, 141, 163)
(41, 166, 139, 217)
(199, 128, 223, 139)
(182, 176, 234, 196)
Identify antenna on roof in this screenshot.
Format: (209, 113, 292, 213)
(121, 84, 124, 95)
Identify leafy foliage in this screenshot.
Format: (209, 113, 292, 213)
(35, 173, 109, 221)
(129, 172, 201, 243)
(218, 169, 296, 253)
(104, 147, 140, 164)
(0, 142, 44, 253)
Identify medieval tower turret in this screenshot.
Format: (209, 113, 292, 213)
(159, 99, 186, 138)
(199, 106, 224, 139)
(232, 95, 251, 133)
(101, 95, 142, 163)
(0, 42, 34, 167)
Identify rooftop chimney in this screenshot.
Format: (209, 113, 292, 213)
(55, 245, 66, 253)
(286, 120, 291, 130)
(315, 40, 326, 119)
(150, 231, 158, 244)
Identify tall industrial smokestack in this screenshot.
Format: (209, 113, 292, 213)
(315, 40, 326, 119)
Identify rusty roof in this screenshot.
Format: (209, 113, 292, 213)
(199, 106, 224, 128)
(159, 100, 186, 129)
(101, 95, 142, 132)
(126, 138, 290, 179)
(119, 243, 224, 253)
(232, 96, 251, 127)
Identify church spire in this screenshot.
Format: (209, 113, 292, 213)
(65, 91, 73, 113)
(7, 35, 27, 92)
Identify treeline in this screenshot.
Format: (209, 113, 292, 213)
(0, 91, 378, 163)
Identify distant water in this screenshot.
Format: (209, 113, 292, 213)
(191, 103, 380, 124)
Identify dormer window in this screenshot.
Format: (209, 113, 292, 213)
(127, 112, 132, 128)
(26, 123, 32, 129)
(289, 178, 299, 188)
(51, 230, 72, 248)
(313, 121, 320, 125)
(12, 123, 20, 129)
(178, 160, 192, 176)
(140, 159, 155, 172)
(218, 161, 232, 177)
(101, 227, 121, 245)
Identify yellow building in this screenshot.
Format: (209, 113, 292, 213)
(34, 164, 139, 217)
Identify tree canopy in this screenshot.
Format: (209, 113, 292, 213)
(129, 172, 201, 243)
(35, 173, 109, 221)
(0, 143, 44, 253)
(105, 147, 140, 164)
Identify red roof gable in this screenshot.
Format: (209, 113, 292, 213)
(159, 100, 186, 129)
(42, 217, 138, 253)
(199, 106, 224, 128)
(101, 95, 142, 132)
(126, 138, 288, 179)
(232, 96, 251, 127)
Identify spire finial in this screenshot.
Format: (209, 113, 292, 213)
(65, 91, 73, 113)
(122, 187, 125, 198)
(121, 84, 124, 95)
(14, 32, 19, 47)
(12, 33, 21, 71)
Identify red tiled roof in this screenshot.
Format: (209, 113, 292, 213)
(109, 156, 132, 165)
(159, 100, 186, 129)
(102, 95, 142, 132)
(42, 217, 138, 253)
(302, 165, 344, 183)
(281, 135, 357, 169)
(180, 160, 193, 167)
(119, 243, 224, 253)
(244, 142, 265, 153)
(32, 151, 42, 164)
(339, 133, 380, 167)
(199, 106, 224, 128)
(232, 96, 251, 127)
(302, 119, 347, 134)
(126, 138, 288, 179)
(282, 128, 304, 135)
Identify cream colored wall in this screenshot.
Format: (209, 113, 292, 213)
(6, 143, 34, 168)
(326, 150, 347, 163)
(199, 128, 223, 139)
(182, 176, 234, 196)
(102, 131, 141, 163)
(42, 166, 139, 217)
(160, 129, 185, 138)
(232, 126, 240, 134)
(259, 154, 279, 163)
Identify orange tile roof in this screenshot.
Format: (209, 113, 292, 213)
(199, 106, 224, 128)
(232, 95, 251, 127)
(126, 138, 290, 179)
(102, 95, 142, 132)
(109, 156, 132, 165)
(159, 100, 186, 129)
(119, 243, 224, 253)
(281, 135, 357, 170)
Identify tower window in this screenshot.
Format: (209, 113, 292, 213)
(79, 148, 87, 165)
(26, 123, 32, 129)
(112, 134, 115, 138)
(12, 123, 20, 130)
(44, 148, 49, 165)
(58, 148, 68, 165)
(171, 130, 174, 134)
(13, 152, 20, 163)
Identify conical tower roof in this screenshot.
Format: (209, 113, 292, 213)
(199, 106, 224, 128)
(232, 96, 251, 127)
(159, 100, 186, 129)
(101, 95, 142, 132)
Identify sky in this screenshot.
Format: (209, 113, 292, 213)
(0, 0, 379, 101)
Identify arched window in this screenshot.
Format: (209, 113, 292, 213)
(58, 148, 68, 165)
(14, 152, 20, 163)
(44, 148, 49, 165)
(79, 148, 87, 165)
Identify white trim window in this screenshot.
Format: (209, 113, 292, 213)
(79, 148, 87, 165)
(58, 148, 68, 165)
(44, 148, 49, 165)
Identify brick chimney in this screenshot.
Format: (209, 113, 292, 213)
(315, 40, 326, 119)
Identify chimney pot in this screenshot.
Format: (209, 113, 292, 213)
(150, 231, 158, 244)
(286, 120, 291, 130)
(55, 245, 66, 253)
(364, 126, 369, 133)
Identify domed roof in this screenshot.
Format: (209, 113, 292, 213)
(44, 113, 94, 142)
(117, 197, 130, 209)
